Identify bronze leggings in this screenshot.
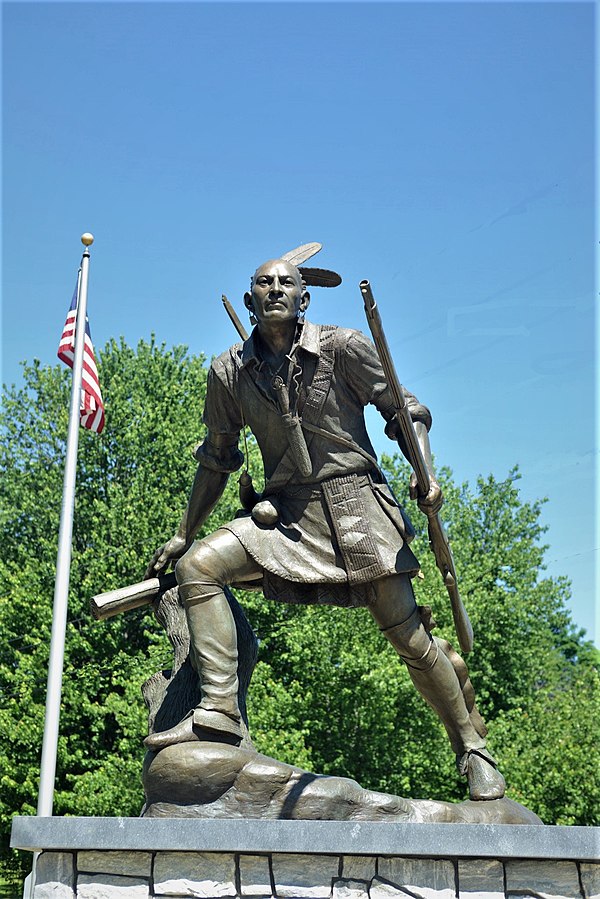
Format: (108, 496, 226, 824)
(175, 528, 486, 754)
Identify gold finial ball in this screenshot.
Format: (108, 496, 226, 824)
(81, 232, 94, 247)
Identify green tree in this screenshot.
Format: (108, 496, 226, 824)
(1, 340, 598, 886)
(0, 339, 246, 879)
(244, 458, 600, 820)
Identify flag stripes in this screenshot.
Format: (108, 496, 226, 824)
(58, 279, 105, 433)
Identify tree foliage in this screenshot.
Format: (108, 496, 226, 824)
(0, 339, 244, 873)
(1, 340, 598, 880)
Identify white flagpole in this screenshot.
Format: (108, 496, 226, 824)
(37, 233, 95, 817)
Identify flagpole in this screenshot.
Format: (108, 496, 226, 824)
(37, 233, 94, 817)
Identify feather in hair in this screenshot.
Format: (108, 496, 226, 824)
(298, 267, 342, 288)
(281, 243, 322, 265)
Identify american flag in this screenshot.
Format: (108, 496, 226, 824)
(57, 278, 105, 434)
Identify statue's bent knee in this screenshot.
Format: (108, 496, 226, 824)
(175, 530, 249, 606)
(174, 552, 199, 588)
(175, 543, 226, 607)
(381, 607, 439, 671)
(175, 548, 212, 585)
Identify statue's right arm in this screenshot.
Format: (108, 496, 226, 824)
(144, 463, 230, 579)
(145, 355, 244, 580)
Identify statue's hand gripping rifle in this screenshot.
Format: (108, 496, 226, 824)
(360, 280, 473, 654)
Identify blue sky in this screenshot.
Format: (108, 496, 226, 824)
(2, 1, 597, 644)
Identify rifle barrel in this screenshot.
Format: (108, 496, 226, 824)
(360, 280, 429, 495)
(360, 278, 473, 653)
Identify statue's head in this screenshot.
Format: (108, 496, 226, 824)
(244, 259, 310, 327)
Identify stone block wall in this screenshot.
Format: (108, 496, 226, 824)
(32, 848, 600, 899)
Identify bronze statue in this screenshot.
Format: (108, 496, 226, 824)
(143, 247, 506, 802)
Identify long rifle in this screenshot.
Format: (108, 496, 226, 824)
(360, 280, 473, 654)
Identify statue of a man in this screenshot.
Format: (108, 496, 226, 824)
(145, 256, 506, 801)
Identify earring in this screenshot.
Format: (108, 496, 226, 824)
(297, 309, 306, 323)
(249, 311, 258, 326)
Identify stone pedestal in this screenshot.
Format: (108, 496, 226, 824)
(11, 817, 600, 899)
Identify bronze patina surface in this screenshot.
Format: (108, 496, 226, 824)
(139, 585, 536, 824)
(94, 246, 530, 819)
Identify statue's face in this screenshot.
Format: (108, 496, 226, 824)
(245, 260, 309, 326)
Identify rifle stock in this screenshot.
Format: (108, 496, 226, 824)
(360, 279, 473, 654)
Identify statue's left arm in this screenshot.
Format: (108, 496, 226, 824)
(343, 330, 442, 510)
